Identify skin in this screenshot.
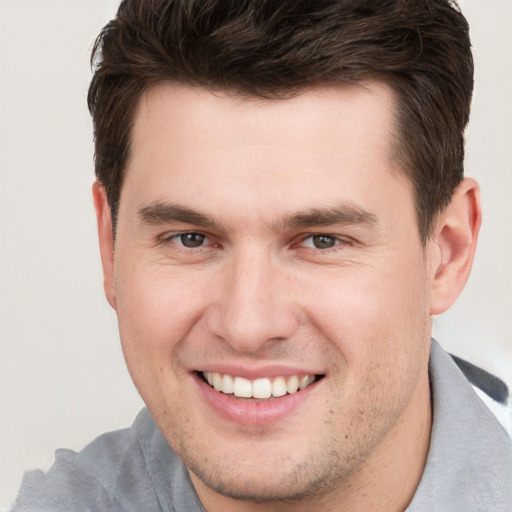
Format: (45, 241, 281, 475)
(94, 82, 481, 511)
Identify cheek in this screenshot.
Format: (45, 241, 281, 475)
(302, 263, 431, 429)
(298, 254, 431, 367)
(115, 264, 208, 343)
(113, 266, 209, 413)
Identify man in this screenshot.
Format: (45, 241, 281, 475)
(11, 0, 512, 510)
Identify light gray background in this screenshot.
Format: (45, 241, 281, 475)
(0, 0, 511, 509)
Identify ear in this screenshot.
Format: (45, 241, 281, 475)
(429, 178, 481, 315)
(92, 181, 117, 310)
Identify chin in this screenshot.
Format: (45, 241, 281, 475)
(181, 438, 361, 506)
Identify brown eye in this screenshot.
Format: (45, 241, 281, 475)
(311, 235, 337, 249)
(178, 233, 206, 248)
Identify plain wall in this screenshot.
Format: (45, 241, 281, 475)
(0, 0, 510, 509)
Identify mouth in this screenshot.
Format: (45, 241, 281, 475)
(197, 371, 324, 401)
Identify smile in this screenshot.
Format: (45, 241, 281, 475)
(200, 371, 320, 399)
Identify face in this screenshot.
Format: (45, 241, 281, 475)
(102, 83, 437, 506)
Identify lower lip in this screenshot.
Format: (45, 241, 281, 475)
(194, 373, 320, 426)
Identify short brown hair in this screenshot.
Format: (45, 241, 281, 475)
(88, 0, 473, 241)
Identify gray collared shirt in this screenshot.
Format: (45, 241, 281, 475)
(407, 340, 512, 511)
(10, 340, 512, 511)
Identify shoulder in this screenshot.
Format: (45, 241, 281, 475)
(10, 410, 163, 512)
(409, 340, 512, 511)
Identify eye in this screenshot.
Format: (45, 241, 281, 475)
(168, 232, 208, 248)
(299, 234, 340, 249)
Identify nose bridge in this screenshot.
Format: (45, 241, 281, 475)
(208, 244, 298, 352)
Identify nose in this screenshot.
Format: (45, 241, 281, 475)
(206, 247, 300, 353)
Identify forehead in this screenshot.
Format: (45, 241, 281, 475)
(122, 81, 411, 229)
(130, 81, 397, 160)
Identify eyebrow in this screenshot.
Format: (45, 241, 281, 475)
(280, 205, 378, 230)
(138, 203, 218, 228)
(137, 201, 377, 230)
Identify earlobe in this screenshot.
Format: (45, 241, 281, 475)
(429, 178, 481, 315)
(92, 181, 117, 310)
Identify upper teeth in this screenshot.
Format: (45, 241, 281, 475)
(203, 372, 316, 399)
